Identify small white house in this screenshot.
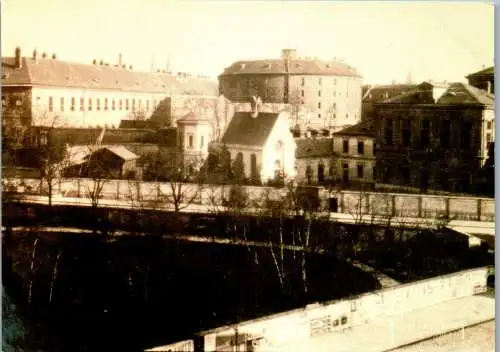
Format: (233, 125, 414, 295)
(220, 103, 296, 182)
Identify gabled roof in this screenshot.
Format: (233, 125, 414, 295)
(362, 84, 418, 102)
(177, 111, 210, 124)
(381, 82, 438, 104)
(1, 56, 218, 95)
(104, 146, 139, 161)
(437, 83, 494, 107)
(220, 111, 280, 147)
(333, 121, 374, 137)
(220, 59, 361, 77)
(295, 138, 333, 159)
(466, 66, 494, 78)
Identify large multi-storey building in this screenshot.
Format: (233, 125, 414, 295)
(1, 47, 218, 140)
(218, 49, 363, 132)
(373, 81, 495, 193)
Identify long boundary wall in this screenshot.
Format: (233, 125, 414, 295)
(5, 178, 494, 222)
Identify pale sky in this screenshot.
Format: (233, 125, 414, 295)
(1, 0, 494, 85)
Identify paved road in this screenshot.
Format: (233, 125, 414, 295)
(390, 320, 495, 352)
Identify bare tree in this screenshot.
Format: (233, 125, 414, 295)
(128, 108, 149, 121)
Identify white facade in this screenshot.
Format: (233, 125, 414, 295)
(30, 86, 170, 128)
(226, 112, 296, 182)
(177, 117, 213, 169)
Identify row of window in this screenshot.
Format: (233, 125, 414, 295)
(300, 89, 346, 98)
(383, 118, 474, 148)
(185, 134, 205, 149)
(342, 140, 366, 155)
(301, 77, 338, 86)
(47, 97, 161, 113)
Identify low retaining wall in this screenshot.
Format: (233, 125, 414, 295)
(194, 267, 489, 351)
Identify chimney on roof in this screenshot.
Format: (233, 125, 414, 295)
(52, 53, 57, 59)
(282, 48, 297, 60)
(33, 48, 38, 60)
(129, 65, 133, 70)
(15, 47, 22, 69)
(250, 96, 262, 118)
(42, 52, 47, 59)
(99, 60, 104, 66)
(92, 59, 97, 65)
(118, 53, 123, 67)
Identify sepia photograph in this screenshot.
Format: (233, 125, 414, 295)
(1, 1, 495, 351)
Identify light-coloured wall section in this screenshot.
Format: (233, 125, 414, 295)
(31, 86, 170, 128)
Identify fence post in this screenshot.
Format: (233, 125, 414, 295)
(417, 196, 423, 218)
(116, 180, 120, 200)
(391, 195, 396, 217)
(477, 199, 482, 221)
(77, 178, 81, 197)
(445, 197, 450, 219)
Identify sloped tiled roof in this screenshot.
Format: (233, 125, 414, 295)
(362, 84, 418, 102)
(333, 121, 374, 137)
(220, 111, 280, 147)
(1, 56, 218, 95)
(381, 82, 437, 104)
(105, 145, 139, 161)
(177, 111, 210, 124)
(295, 138, 333, 159)
(220, 59, 361, 77)
(466, 66, 494, 78)
(437, 83, 494, 107)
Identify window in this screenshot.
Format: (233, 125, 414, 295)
(112, 99, 116, 110)
(342, 140, 349, 153)
(318, 90, 322, 97)
(200, 136, 204, 148)
(384, 118, 393, 145)
(138, 99, 142, 109)
(333, 102, 336, 110)
(487, 121, 492, 130)
(332, 319, 339, 327)
(132, 99, 136, 111)
(334, 78, 337, 85)
(146, 100, 150, 111)
(125, 99, 129, 110)
(402, 120, 412, 147)
(153, 99, 157, 109)
(104, 98, 109, 111)
(333, 91, 336, 97)
(357, 141, 364, 154)
(48, 97, 53, 112)
(460, 121, 472, 149)
(71, 97, 75, 111)
(318, 102, 321, 109)
(60, 97, 65, 112)
(250, 153, 258, 181)
(96, 98, 101, 111)
(420, 119, 430, 147)
(440, 120, 451, 148)
(88, 98, 92, 111)
(318, 113, 322, 118)
(301, 78, 305, 86)
(318, 78, 322, 85)
(15, 97, 22, 106)
(400, 166, 411, 184)
(357, 164, 364, 179)
(306, 165, 313, 184)
(188, 135, 193, 148)
(486, 133, 492, 144)
(80, 97, 84, 111)
(346, 113, 349, 119)
(318, 163, 325, 182)
(340, 316, 348, 325)
(301, 90, 304, 97)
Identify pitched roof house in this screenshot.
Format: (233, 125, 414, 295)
(220, 109, 297, 182)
